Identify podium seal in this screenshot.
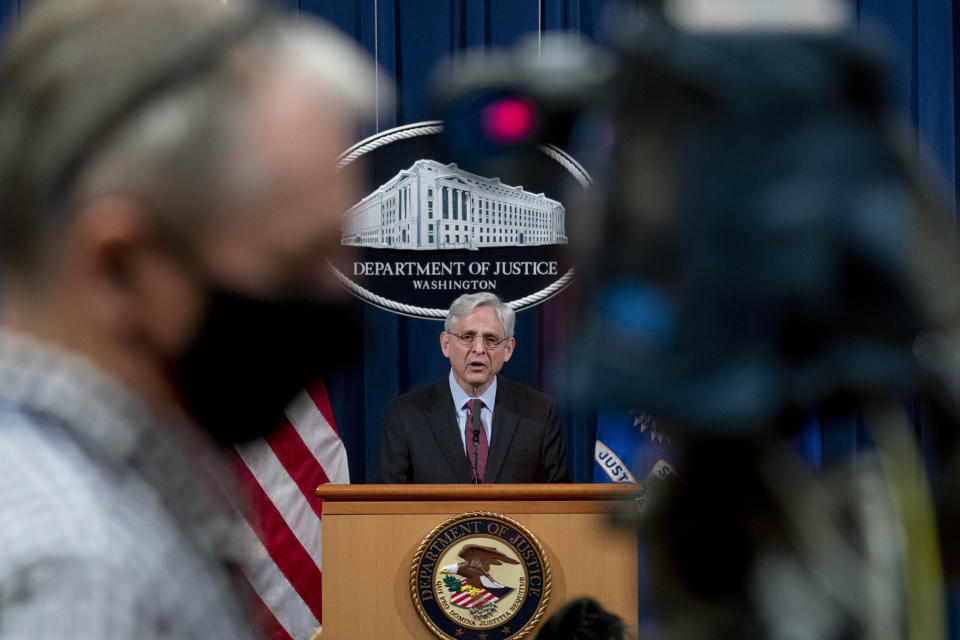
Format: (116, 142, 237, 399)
(410, 512, 551, 640)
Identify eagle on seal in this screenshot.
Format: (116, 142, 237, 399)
(441, 544, 519, 599)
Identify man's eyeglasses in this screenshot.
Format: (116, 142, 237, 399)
(449, 331, 507, 350)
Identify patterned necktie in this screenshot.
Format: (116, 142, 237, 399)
(465, 398, 489, 483)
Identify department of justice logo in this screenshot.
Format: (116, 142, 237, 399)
(333, 121, 590, 319)
(410, 512, 551, 640)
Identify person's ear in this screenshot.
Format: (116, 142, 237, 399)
(65, 196, 155, 339)
(503, 337, 515, 362)
(440, 332, 451, 358)
(65, 196, 204, 356)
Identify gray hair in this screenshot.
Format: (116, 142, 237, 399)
(0, 0, 377, 283)
(444, 293, 516, 340)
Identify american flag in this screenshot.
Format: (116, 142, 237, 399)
(232, 379, 348, 640)
(450, 578, 499, 609)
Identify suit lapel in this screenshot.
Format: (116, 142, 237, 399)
(485, 379, 520, 483)
(424, 380, 473, 483)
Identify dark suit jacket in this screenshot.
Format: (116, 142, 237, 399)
(376, 376, 569, 483)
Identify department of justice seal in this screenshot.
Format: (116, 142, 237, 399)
(333, 121, 590, 319)
(410, 512, 551, 640)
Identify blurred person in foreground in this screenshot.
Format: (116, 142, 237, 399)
(0, 0, 374, 637)
(535, 597, 630, 640)
(377, 292, 569, 483)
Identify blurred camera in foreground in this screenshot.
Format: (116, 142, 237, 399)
(434, 1, 960, 638)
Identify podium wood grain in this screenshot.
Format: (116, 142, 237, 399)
(317, 484, 639, 639)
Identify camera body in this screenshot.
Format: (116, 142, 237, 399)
(433, 4, 960, 434)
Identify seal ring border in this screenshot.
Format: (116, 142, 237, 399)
(335, 121, 590, 319)
(410, 511, 552, 640)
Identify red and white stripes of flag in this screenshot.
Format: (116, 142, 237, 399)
(233, 380, 348, 640)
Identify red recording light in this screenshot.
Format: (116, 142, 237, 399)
(480, 97, 537, 144)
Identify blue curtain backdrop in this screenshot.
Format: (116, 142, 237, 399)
(0, 0, 956, 484)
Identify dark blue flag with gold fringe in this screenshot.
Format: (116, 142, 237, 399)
(594, 408, 676, 634)
(594, 408, 676, 485)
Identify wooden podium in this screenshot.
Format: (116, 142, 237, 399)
(316, 484, 639, 639)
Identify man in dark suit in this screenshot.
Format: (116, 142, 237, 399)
(377, 293, 569, 483)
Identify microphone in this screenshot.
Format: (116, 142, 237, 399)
(472, 399, 482, 484)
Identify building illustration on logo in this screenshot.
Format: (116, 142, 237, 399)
(341, 159, 567, 250)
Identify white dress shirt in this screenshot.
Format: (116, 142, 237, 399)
(448, 369, 496, 451)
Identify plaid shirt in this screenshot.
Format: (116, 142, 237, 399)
(0, 330, 259, 640)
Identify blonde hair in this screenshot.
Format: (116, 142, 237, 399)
(0, 0, 376, 282)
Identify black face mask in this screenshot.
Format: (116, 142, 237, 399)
(172, 288, 362, 445)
